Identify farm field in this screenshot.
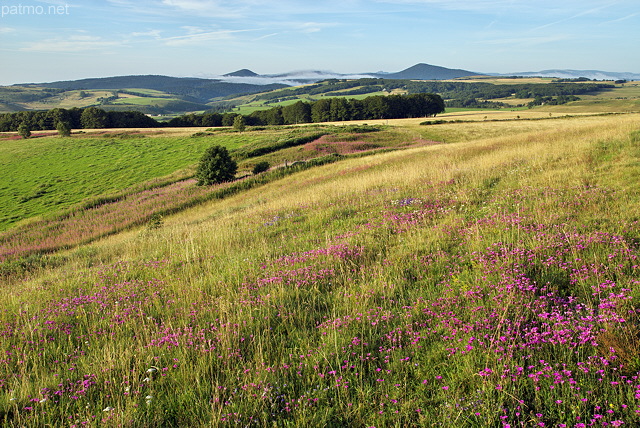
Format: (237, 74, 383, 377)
(0, 87, 209, 115)
(2, 125, 374, 232)
(231, 91, 400, 116)
(0, 123, 425, 260)
(1, 111, 640, 426)
(0, 129, 250, 231)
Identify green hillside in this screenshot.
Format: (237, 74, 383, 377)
(0, 126, 343, 231)
(0, 87, 212, 115)
(4, 76, 635, 116)
(216, 78, 634, 115)
(1, 111, 640, 427)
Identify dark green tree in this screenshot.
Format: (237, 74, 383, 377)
(46, 108, 72, 130)
(282, 101, 311, 124)
(265, 107, 284, 126)
(311, 98, 331, 123)
(56, 121, 72, 137)
(196, 145, 238, 185)
(17, 122, 31, 139)
(233, 115, 246, 131)
(80, 107, 110, 129)
(201, 113, 223, 127)
(222, 113, 239, 127)
(329, 98, 350, 121)
(362, 96, 389, 119)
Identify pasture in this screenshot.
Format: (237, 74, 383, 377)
(1, 112, 640, 427)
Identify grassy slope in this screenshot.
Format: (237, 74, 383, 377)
(0, 125, 409, 232)
(219, 79, 640, 116)
(232, 91, 390, 115)
(1, 113, 640, 426)
(3, 88, 202, 112)
(0, 130, 262, 230)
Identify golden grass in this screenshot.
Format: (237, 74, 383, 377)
(51, 112, 640, 267)
(539, 99, 640, 113)
(97, 113, 639, 261)
(13, 112, 639, 281)
(3, 112, 640, 427)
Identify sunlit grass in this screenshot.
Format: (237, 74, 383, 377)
(1, 113, 640, 426)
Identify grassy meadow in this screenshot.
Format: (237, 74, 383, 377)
(0, 130, 236, 231)
(0, 126, 346, 232)
(0, 124, 422, 262)
(1, 111, 640, 427)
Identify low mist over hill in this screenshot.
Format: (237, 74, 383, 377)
(504, 69, 640, 81)
(2, 62, 637, 115)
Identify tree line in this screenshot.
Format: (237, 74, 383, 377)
(247, 78, 613, 105)
(0, 107, 159, 132)
(0, 92, 445, 133)
(168, 93, 445, 127)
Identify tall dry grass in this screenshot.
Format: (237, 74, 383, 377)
(1, 113, 640, 427)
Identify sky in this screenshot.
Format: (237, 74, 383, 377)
(0, 0, 639, 85)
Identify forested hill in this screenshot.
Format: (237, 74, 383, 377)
(25, 75, 288, 103)
(372, 63, 480, 80)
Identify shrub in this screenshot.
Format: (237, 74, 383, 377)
(252, 161, 270, 175)
(17, 123, 31, 139)
(196, 145, 237, 185)
(56, 121, 72, 137)
(233, 115, 246, 132)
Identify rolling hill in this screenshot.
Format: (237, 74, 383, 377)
(25, 75, 288, 103)
(1, 111, 640, 426)
(2, 63, 638, 115)
(371, 63, 481, 80)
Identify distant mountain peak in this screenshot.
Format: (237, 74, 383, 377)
(371, 63, 480, 80)
(223, 69, 259, 77)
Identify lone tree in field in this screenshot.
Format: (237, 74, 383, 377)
(233, 115, 246, 132)
(17, 123, 31, 139)
(196, 145, 237, 185)
(56, 121, 72, 137)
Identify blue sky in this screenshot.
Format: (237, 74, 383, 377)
(0, 0, 638, 85)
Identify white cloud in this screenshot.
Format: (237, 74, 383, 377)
(162, 29, 252, 46)
(203, 70, 378, 86)
(529, 4, 617, 31)
(253, 32, 279, 41)
(295, 22, 337, 33)
(130, 30, 162, 38)
(181, 26, 206, 34)
(21, 35, 122, 52)
(161, 0, 245, 18)
(372, 0, 519, 12)
(0, 27, 16, 34)
(373, 0, 630, 16)
(599, 12, 639, 25)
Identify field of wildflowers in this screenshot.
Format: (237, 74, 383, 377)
(1, 113, 640, 427)
(0, 124, 422, 264)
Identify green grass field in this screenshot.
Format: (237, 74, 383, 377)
(111, 97, 176, 106)
(232, 91, 392, 115)
(1, 109, 640, 427)
(0, 125, 412, 232)
(1, 87, 206, 114)
(0, 130, 255, 231)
